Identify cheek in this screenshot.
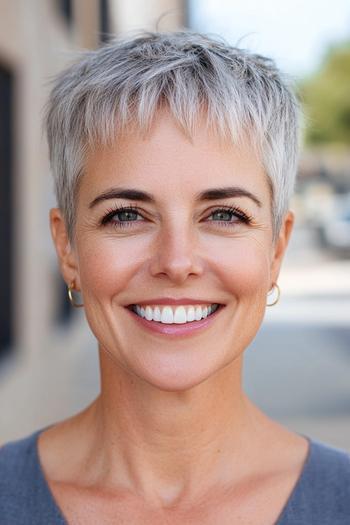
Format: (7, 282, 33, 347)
(75, 235, 148, 302)
(76, 233, 272, 304)
(211, 237, 271, 301)
(212, 238, 272, 362)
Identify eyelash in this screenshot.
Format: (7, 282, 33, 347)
(100, 204, 254, 229)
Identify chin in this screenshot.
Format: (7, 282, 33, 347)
(128, 348, 229, 392)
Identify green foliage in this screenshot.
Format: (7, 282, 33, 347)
(299, 41, 350, 145)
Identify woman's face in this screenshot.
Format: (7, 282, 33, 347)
(51, 111, 293, 391)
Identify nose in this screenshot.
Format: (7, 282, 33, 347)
(149, 221, 204, 284)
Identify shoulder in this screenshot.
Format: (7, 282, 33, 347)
(281, 437, 350, 525)
(0, 428, 62, 525)
(305, 438, 350, 492)
(0, 430, 39, 488)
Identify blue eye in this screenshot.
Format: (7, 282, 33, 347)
(212, 210, 234, 222)
(101, 205, 142, 228)
(100, 205, 253, 229)
(208, 207, 252, 225)
(114, 209, 139, 222)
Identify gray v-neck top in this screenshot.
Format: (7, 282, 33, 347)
(1, 427, 350, 524)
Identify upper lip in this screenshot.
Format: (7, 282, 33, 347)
(126, 297, 225, 306)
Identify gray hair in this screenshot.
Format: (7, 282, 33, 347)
(44, 31, 301, 241)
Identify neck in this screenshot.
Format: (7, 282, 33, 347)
(82, 348, 268, 506)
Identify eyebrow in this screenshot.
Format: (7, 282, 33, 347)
(89, 186, 262, 209)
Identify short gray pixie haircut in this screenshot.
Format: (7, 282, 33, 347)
(45, 31, 301, 241)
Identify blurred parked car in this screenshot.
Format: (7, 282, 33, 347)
(317, 207, 350, 256)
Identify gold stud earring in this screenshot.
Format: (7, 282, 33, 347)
(267, 283, 280, 307)
(67, 281, 84, 308)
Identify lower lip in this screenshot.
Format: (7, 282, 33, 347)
(124, 305, 224, 337)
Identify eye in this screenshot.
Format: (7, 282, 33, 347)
(100, 204, 254, 230)
(206, 206, 253, 226)
(114, 209, 139, 222)
(100, 205, 144, 228)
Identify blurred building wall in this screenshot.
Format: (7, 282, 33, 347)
(0, 0, 186, 443)
(110, 0, 187, 34)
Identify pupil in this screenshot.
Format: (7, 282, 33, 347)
(120, 211, 136, 221)
(216, 211, 231, 220)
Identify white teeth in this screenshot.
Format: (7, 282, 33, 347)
(186, 306, 195, 322)
(132, 303, 220, 324)
(145, 306, 153, 321)
(161, 306, 174, 323)
(195, 306, 202, 321)
(153, 306, 161, 321)
(173, 306, 187, 324)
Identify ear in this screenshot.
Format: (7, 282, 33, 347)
(270, 210, 294, 285)
(49, 208, 80, 290)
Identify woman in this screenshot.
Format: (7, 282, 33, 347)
(1, 31, 349, 525)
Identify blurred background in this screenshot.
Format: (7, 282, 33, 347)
(0, 0, 349, 447)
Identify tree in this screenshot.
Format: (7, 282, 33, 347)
(299, 41, 350, 145)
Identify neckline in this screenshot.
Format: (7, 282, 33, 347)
(33, 425, 67, 524)
(274, 433, 313, 523)
(32, 427, 313, 523)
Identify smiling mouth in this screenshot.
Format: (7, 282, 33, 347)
(126, 303, 224, 325)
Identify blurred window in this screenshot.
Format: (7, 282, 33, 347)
(99, 0, 110, 43)
(0, 65, 14, 359)
(57, 0, 73, 26)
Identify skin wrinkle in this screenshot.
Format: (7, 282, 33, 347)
(46, 111, 303, 520)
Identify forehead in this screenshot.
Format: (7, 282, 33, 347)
(82, 110, 270, 205)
